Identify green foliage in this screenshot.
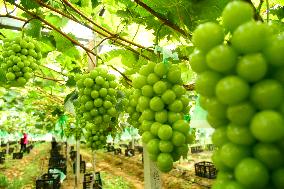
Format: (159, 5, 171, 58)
(20, 0, 40, 10)
(66, 75, 77, 87)
(0, 174, 9, 188)
(271, 5, 284, 20)
(7, 180, 23, 189)
(25, 19, 42, 38)
(45, 13, 69, 28)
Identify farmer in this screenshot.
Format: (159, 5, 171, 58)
(20, 133, 28, 153)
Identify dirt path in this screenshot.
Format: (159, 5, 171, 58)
(1, 143, 49, 182)
(81, 150, 144, 189)
(6, 144, 213, 189)
(79, 148, 213, 189)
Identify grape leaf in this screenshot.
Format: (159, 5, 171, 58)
(91, 0, 100, 8)
(270, 5, 284, 20)
(66, 76, 76, 87)
(45, 14, 68, 28)
(70, 67, 82, 74)
(64, 90, 78, 104)
(6, 0, 16, 4)
(38, 36, 56, 56)
(25, 19, 42, 38)
(20, 0, 40, 10)
(51, 31, 78, 56)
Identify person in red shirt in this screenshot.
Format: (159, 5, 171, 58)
(20, 133, 28, 153)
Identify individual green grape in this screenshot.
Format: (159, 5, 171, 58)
(222, 1, 253, 32)
(250, 110, 284, 143)
(206, 45, 237, 73)
(206, 98, 227, 119)
(235, 158, 269, 189)
(231, 21, 271, 54)
(226, 102, 256, 125)
(253, 143, 284, 170)
(216, 76, 250, 105)
(192, 22, 224, 52)
(220, 142, 250, 168)
(196, 71, 222, 97)
(272, 168, 284, 189)
(189, 49, 209, 73)
(236, 53, 267, 82)
(212, 127, 229, 147)
(226, 123, 255, 146)
(264, 32, 284, 67)
(250, 79, 284, 110)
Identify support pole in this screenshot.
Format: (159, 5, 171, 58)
(91, 151, 96, 189)
(6, 140, 9, 155)
(75, 139, 80, 188)
(131, 136, 135, 150)
(143, 145, 162, 189)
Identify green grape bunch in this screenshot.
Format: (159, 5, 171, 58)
(133, 61, 192, 173)
(84, 122, 110, 150)
(123, 88, 142, 129)
(1, 37, 42, 86)
(191, 1, 284, 189)
(74, 67, 119, 150)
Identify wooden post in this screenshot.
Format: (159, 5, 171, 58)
(91, 151, 96, 189)
(131, 136, 135, 150)
(6, 140, 9, 155)
(75, 139, 80, 188)
(143, 145, 162, 189)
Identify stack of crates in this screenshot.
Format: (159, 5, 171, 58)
(35, 173, 61, 189)
(83, 172, 102, 189)
(73, 160, 86, 174)
(0, 152, 5, 164)
(194, 161, 217, 179)
(12, 152, 23, 159)
(49, 142, 67, 174)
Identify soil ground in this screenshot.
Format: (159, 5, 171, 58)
(0, 143, 214, 189)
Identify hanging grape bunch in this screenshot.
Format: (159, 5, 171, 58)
(133, 61, 192, 172)
(1, 37, 42, 86)
(191, 1, 284, 189)
(75, 67, 118, 150)
(84, 122, 109, 150)
(123, 88, 142, 129)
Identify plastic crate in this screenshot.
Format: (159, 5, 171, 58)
(194, 161, 217, 179)
(191, 146, 203, 154)
(83, 172, 102, 189)
(119, 144, 128, 148)
(70, 146, 75, 151)
(0, 157, 5, 164)
(125, 149, 135, 157)
(106, 145, 115, 152)
(36, 173, 61, 189)
(0, 152, 4, 157)
(49, 157, 66, 166)
(8, 148, 14, 154)
(69, 151, 82, 161)
(48, 165, 67, 175)
(114, 148, 122, 155)
(13, 152, 23, 159)
(48, 158, 67, 175)
(135, 146, 143, 153)
(73, 161, 86, 173)
(206, 144, 215, 151)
